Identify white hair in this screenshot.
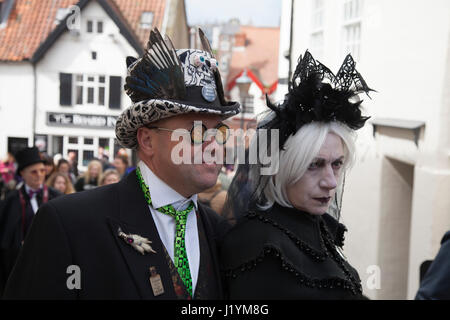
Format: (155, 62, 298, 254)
(259, 121, 356, 212)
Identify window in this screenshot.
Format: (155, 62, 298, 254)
(242, 95, 254, 114)
(84, 137, 94, 145)
(343, 0, 362, 22)
(97, 21, 103, 33)
(82, 150, 95, 167)
(59, 73, 121, 108)
(86, 19, 103, 33)
(310, 32, 324, 60)
(87, 20, 93, 33)
(74, 74, 106, 106)
(310, 0, 325, 60)
(140, 12, 154, 29)
(69, 137, 78, 144)
(311, 0, 324, 31)
(91, 51, 97, 60)
(342, 0, 363, 59)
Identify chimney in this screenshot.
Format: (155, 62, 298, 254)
(0, 0, 15, 28)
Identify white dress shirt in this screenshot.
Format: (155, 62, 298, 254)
(138, 161, 200, 293)
(24, 184, 42, 214)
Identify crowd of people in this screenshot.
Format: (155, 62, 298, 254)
(0, 148, 135, 200)
(0, 28, 448, 301)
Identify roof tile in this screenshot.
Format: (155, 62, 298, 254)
(0, 0, 166, 61)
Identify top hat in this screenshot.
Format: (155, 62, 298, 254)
(115, 28, 241, 149)
(15, 147, 45, 175)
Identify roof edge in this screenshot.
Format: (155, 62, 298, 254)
(31, 0, 144, 64)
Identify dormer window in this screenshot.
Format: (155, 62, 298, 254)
(140, 12, 153, 29)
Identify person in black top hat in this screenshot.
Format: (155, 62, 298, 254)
(0, 147, 61, 295)
(3, 28, 239, 300)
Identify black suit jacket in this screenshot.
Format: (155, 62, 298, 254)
(0, 185, 60, 295)
(3, 171, 224, 299)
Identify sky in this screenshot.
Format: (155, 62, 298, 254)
(184, 0, 282, 27)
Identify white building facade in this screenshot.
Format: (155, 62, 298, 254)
(33, 1, 137, 169)
(0, 0, 189, 171)
(278, 0, 450, 299)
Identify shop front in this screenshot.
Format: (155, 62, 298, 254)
(36, 111, 124, 171)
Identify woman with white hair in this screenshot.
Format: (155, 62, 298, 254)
(220, 51, 374, 299)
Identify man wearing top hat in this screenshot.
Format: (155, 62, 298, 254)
(0, 147, 61, 295)
(3, 28, 240, 299)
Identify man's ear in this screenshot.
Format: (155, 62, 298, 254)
(136, 127, 155, 158)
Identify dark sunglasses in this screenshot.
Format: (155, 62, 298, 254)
(146, 122, 231, 145)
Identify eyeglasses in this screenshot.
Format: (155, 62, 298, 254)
(146, 122, 231, 145)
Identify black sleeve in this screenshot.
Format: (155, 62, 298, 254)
(3, 202, 77, 299)
(415, 232, 450, 300)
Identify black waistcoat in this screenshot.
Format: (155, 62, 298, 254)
(220, 203, 365, 300)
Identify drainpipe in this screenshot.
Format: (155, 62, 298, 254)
(31, 61, 37, 148)
(288, 0, 295, 83)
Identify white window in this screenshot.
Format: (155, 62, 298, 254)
(342, 0, 363, 60)
(310, 0, 325, 60)
(74, 74, 107, 106)
(310, 31, 324, 60)
(311, 0, 324, 31)
(242, 95, 254, 115)
(140, 12, 154, 29)
(343, 0, 362, 22)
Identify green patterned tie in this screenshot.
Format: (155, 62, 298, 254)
(136, 167, 194, 296)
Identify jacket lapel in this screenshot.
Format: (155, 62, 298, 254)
(107, 170, 176, 299)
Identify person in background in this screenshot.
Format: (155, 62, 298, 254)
(0, 152, 16, 185)
(67, 151, 79, 178)
(2, 28, 239, 299)
(99, 168, 121, 186)
(46, 172, 75, 195)
(0, 147, 61, 295)
(113, 154, 129, 179)
(56, 158, 76, 184)
(198, 180, 227, 215)
(98, 147, 113, 171)
(74, 159, 102, 192)
(0, 152, 17, 200)
(42, 155, 55, 181)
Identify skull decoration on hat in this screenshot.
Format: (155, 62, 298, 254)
(115, 28, 240, 149)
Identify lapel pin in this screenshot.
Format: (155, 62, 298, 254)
(117, 227, 157, 255)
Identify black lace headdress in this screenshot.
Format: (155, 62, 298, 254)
(222, 51, 374, 225)
(263, 50, 374, 150)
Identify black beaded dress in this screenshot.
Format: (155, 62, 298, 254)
(219, 203, 365, 300)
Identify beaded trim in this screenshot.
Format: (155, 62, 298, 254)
(245, 211, 329, 261)
(223, 211, 363, 295)
(224, 245, 361, 295)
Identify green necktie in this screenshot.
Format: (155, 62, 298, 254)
(136, 167, 194, 296)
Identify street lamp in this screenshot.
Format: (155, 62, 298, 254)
(235, 68, 252, 129)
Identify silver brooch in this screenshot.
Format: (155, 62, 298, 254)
(117, 227, 157, 255)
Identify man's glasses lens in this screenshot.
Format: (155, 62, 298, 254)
(190, 123, 230, 145)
